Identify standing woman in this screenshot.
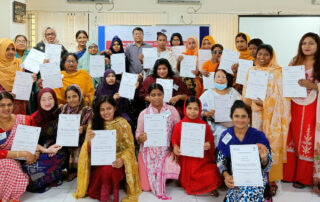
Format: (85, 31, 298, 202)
(170, 33, 184, 47)
(200, 35, 215, 50)
(201, 44, 223, 77)
(136, 83, 181, 199)
(248, 38, 264, 60)
(242, 44, 291, 195)
(0, 91, 37, 201)
(74, 96, 141, 202)
(283, 32, 320, 193)
(61, 84, 92, 181)
(71, 30, 89, 59)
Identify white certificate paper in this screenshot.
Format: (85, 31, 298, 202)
(40, 63, 63, 89)
(156, 78, 173, 103)
(144, 114, 167, 147)
(236, 59, 254, 85)
(245, 70, 269, 101)
(203, 72, 215, 90)
(198, 49, 212, 69)
(219, 49, 240, 74)
(111, 53, 126, 74)
(118, 72, 138, 100)
(91, 130, 117, 166)
(22, 48, 46, 73)
(12, 71, 33, 101)
(11, 125, 41, 155)
(180, 55, 197, 78)
(172, 46, 186, 59)
(56, 114, 81, 147)
(89, 55, 105, 77)
(45, 44, 62, 65)
(180, 122, 206, 158)
(214, 95, 232, 122)
(143, 48, 158, 69)
(282, 65, 307, 98)
(230, 144, 264, 187)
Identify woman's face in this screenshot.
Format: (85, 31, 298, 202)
(249, 44, 259, 58)
(157, 35, 167, 50)
(40, 92, 55, 111)
(45, 28, 56, 44)
(15, 36, 27, 52)
(235, 36, 247, 51)
(76, 33, 88, 47)
(212, 47, 223, 61)
(157, 64, 169, 78)
(88, 44, 99, 55)
(256, 49, 272, 67)
(64, 55, 78, 73)
(232, 108, 250, 129)
(171, 36, 181, 46)
(99, 101, 116, 121)
(149, 89, 164, 108)
(106, 73, 116, 85)
(214, 70, 227, 85)
(66, 90, 80, 108)
(202, 39, 212, 50)
(0, 98, 13, 119)
(112, 41, 121, 52)
(5, 44, 16, 59)
(187, 38, 197, 50)
(301, 36, 317, 56)
(186, 102, 199, 120)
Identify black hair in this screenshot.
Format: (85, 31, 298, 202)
(75, 30, 88, 39)
(235, 33, 248, 42)
(230, 100, 252, 119)
(152, 58, 175, 78)
(0, 91, 14, 102)
(65, 85, 81, 99)
(91, 95, 121, 130)
(132, 27, 144, 35)
(157, 32, 167, 40)
(214, 69, 234, 88)
(170, 33, 184, 46)
(211, 43, 223, 52)
(248, 38, 263, 47)
(148, 83, 164, 95)
(185, 96, 200, 108)
(14, 35, 27, 42)
(257, 44, 274, 58)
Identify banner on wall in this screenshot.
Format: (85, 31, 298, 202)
(98, 25, 210, 51)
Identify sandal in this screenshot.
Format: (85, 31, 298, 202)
(269, 181, 278, 196)
(66, 172, 77, 182)
(293, 182, 305, 189)
(210, 189, 219, 197)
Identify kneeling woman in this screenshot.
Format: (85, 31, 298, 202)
(74, 96, 141, 202)
(217, 100, 272, 201)
(136, 83, 181, 199)
(172, 96, 222, 196)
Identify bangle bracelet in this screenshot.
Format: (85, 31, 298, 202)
(16, 151, 19, 158)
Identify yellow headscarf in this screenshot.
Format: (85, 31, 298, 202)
(236, 33, 254, 61)
(183, 36, 199, 56)
(0, 38, 22, 91)
(200, 35, 215, 49)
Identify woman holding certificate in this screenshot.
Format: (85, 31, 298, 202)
(200, 69, 241, 147)
(201, 44, 223, 77)
(171, 96, 222, 196)
(139, 58, 191, 118)
(0, 91, 37, 201)
(74, 96, 141, 202)
(283, 32, 320, 193)
(136, 83, 181, 199)
(217, 100, 272, 201)
(200, 35, 215, 50)
(242, 44, 291, 195)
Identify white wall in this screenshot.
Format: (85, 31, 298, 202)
(0, 1, 11, 38)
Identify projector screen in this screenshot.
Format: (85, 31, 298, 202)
(239, 15, 320, 66)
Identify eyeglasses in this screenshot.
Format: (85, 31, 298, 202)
(215, 75, 227, 79)
(213, 50, 223, 54)
(88, 46, 98, 50)
(45, 32, 56, 37)
(66, 60, 77, 64)
(15, 40, 27, 44)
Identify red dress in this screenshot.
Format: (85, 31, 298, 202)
(171, 98, 222, 195)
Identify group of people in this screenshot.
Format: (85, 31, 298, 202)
(0, 25, 319, 202)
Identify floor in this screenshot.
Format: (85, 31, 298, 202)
(20, 180, 319, 202)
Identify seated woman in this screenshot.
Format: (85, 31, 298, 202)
(74, 96, 141, 202)
(61, 84, 92, 181)
(0, 91, 37, 201)
(217, 100, 272, 201)
(136, 83, 180, 199)
(23, 88, 67, 193)
(172, 96, 222, 196)
(200, 69, 241, 147)
(201, 44, 223, 77)
(139, 58, 191, 118)
(200, 35, 215, 50)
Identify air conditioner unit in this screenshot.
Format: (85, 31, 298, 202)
(67, 0, 113, 3)
(158, 0, 201, 4)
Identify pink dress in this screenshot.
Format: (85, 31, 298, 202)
(136, 103, 181, 200)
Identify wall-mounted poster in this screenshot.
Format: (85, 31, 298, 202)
(13, 1, 26, 23)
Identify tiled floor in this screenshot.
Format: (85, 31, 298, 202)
(21, 180, 319, 202)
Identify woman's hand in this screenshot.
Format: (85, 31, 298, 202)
(178, 55, 184, 62)
(113, 93, 120, 100)
(298, 79, 317, 90)
(37, 79, 43, 89)
(23, 151, 37, 164)
(169, 95, 180, 105)
(231, 63, 239, 74)
(173, 145, 181, 156)
(86, 129, 96, 146)
(257, 143, 268, 164)
(202, 71, 210, 77)
(138, 132, 147, 143)
(79, 126, 84, 134)
(112, 158, 124, 168)
(46, 144, 62, 157)
(191, 69, 199, 76)
(32, 73, 37, 83)
(253, 98, 263, 107)
(139, 54, 144, 64)
(203, 110, 215, 117)
(8, 92, 16, 99)
(104, 57, 110, 65)
(169, 151, 179, 164)
(204, 141, 211, 150)
(43, 59, 50, 64)
(138, 73, 143, 82)
(224, 172, 235, 188)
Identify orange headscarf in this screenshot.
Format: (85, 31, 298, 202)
(183, 36, 199, 56)
(200, 35, 215, 49)
(236, 33, 254, 61)
(0, 38, 22, 91)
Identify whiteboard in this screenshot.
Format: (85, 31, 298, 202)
(239, 16, 320, 66)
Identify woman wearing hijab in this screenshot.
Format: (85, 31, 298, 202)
(200, 35, 215, 50)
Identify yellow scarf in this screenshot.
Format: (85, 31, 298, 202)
(236, 33, 254, 61)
